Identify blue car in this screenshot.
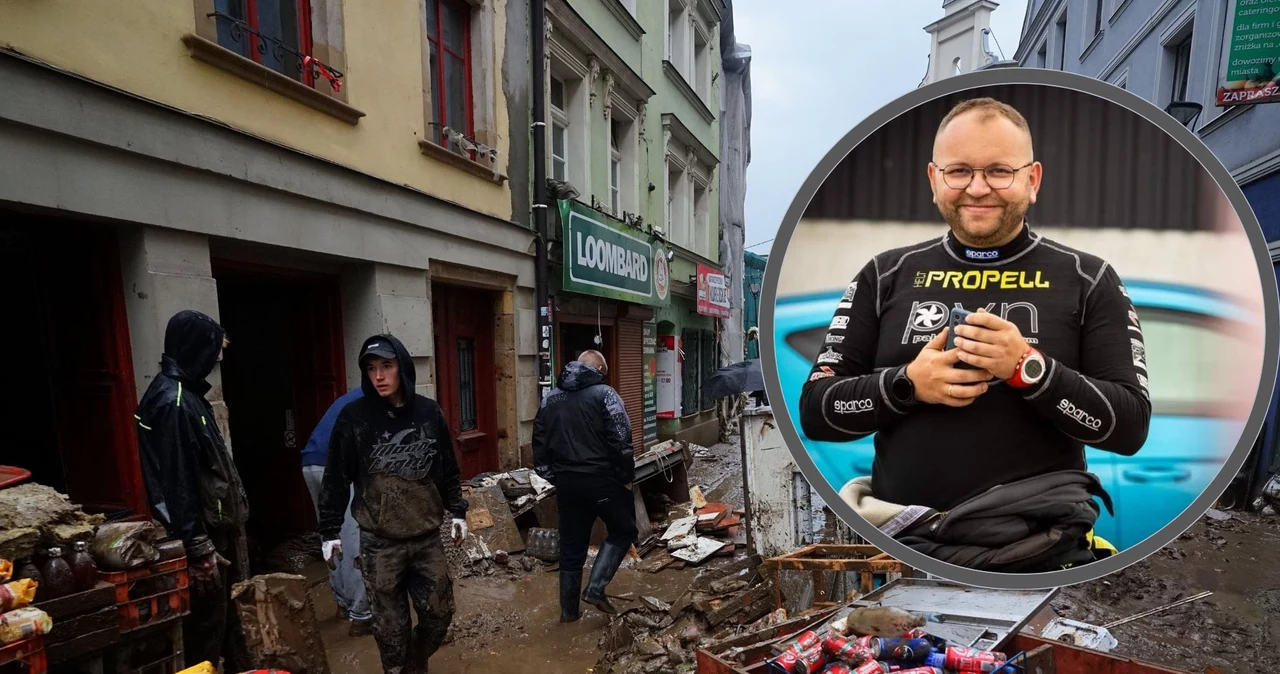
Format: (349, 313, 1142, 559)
(772, 280, 1255, 551)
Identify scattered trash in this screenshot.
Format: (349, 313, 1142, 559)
(1041, 617, 1119, 653)
(1102, 591, 1214, 630)
(1204, 508, 1232, 522)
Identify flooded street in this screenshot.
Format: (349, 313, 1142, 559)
(309, 432, 747, 674)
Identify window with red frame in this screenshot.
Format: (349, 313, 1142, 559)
(214, 0, 315, 86)
(425, 0, 474, 153)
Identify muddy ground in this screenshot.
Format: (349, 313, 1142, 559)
(1057, 509, 1280, 674)
(306, 433, 747, 674)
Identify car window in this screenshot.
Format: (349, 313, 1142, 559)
(1137, 309, 1254, 417)
(785, 326, 828, 363)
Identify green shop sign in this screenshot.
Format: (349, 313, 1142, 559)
(1217, 0, 1280, 106)
(560, 200, 670, 307)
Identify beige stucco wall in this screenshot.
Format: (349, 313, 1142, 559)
(0, 0, 512, 222)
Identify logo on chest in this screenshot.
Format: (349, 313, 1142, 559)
(368, 426, 438, 480)
(900, 300, 1042, 345)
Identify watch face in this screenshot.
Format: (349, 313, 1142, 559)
(892, 373, 914, 402)
(1024, 355, 1045, 380)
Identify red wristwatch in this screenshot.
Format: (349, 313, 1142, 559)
(1007, 347, 1047, 389)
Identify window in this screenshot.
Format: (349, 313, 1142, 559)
(609, 127, 622, 215)
(1093, 0, 1103, 37)
(953, 57, 963, 75)
(213, 0, 313, 84)
(1170, 35, 1192, 103)
(667, 161, 689, 246)
(424, 0, 473, 152)
(1055, 12, 1067, 68)
(667, 0, 691, 78)
(699, 329, 717, 411)
(681, 328, 700, 414)
(1036, 44, 1047, 68)
(694, 31, 710, 100)
(457, 337, 477, 431)
(551, 75, 569, 182)
(693, 182, 709, 254)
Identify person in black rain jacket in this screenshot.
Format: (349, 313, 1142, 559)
(134, 309, 250, 672)
(533, 351, 637, 623)
(318, 333, 469, 674)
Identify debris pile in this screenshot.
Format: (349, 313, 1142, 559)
(451, 468, 557, 575)
(635, 491, 746, 574)
(0, 483, 106, 562)
(595, 554, 778, 674)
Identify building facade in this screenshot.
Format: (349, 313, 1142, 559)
(0, 0, 539, 558)
(1013, 0, 1280, 492)
(539, 0, 729, 448)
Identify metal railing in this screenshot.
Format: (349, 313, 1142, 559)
(208, 11, 344, 91)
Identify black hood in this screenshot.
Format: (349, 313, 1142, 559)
(162, 310, 224, 383)
(359, 333, 416, 407)
(558, 361, 605, 391)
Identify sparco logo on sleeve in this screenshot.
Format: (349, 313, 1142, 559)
(1058, 399, 1102, 430)
(833, 398, 875, 414)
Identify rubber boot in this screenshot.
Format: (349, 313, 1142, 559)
(559, 569, 582, 622)
(581, 542, 627, 615)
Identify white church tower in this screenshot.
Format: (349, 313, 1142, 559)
(921, 0, 1009, 86)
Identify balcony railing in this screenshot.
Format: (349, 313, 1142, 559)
(208, 11, 344, 92)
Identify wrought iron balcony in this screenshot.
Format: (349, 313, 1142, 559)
(208, 11, 344, 92)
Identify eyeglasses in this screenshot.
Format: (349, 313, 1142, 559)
(932, 161, 1034, 190)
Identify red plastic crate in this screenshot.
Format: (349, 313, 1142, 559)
(0, 635, 47, 674)
(98, 558, 191, 633)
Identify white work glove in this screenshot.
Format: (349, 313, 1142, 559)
(322, 540, 343, 569)
(450, 518, 468, 545)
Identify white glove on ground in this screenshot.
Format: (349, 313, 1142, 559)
(322, 540, 343, 563)
(451, 518, 468, 543)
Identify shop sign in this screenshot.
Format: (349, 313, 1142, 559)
(1217, 0, 1280, 106)
(656, 335, 682, 419)
(561, 201, 670, 306)
(696, 263, 731, 318)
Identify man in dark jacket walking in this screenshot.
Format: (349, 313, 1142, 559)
(134, 310, 251, 671)
(533, 350, 637, 622)
(318, 334, 470, 674)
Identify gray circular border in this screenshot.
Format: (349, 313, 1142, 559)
(758, 67, 1280, 591)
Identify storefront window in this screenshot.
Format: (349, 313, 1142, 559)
(681, 328, 700, 414)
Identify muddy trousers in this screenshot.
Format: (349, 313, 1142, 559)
(360, 530, 456, 674)
(556, 475, 638, 620)
(185, 530, 251, 672)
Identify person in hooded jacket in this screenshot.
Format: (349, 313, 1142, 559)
(134, 310, 251, 672)
(318, 334, 470, 674)
(533, 350, 637, 623)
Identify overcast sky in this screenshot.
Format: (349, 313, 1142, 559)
(733, 1, 1029, 254)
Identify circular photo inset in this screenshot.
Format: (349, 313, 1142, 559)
(759, 69, 1277, 589)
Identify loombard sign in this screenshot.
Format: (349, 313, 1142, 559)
(561, 200, 670, 306)
(1217, 0, 1280, 106)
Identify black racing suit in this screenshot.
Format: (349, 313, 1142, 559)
(134, 310, 250, 672)
(533, 360, 637, 619)
(318, 333, 468, 674)
(799, 225, 1152, 512)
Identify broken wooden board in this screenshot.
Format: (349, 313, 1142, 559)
(232, 573, 331, 674)
(661, 516, 697, 541)
(463, 485, 525, 554)
(466, 507, 495, 531)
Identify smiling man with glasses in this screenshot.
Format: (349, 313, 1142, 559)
(797, 96, 1153, 572)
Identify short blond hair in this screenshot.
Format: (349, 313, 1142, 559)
(579, 349, 608, 373)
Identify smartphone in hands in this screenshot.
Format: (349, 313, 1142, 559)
(946, 307, 978, 370)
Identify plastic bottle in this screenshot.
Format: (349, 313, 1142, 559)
(13, 559, 44, 603)
(69, 541, 98, 592)
(38, 548, 75, 599)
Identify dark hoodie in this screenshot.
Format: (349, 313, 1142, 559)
(135, 310, 250, 545)
(532, 361, 634, 485)
(317, 334, 468, 541)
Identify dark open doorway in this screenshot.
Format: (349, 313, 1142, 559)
(0, 217, 144, 519)
(558, 321, 618, 390)
(212, 261, 345, 568)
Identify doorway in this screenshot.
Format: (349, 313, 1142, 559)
(213, 262, 345, 562)
(432, 284, 499, 479)
(558, 320, 618, 390)
(0, 218, 143, 518)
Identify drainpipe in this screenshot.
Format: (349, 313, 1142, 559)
(532, 0, 553, 394)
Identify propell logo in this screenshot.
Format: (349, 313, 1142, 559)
(1058, 399, 1102, 430)
(833, 398, 875, 414)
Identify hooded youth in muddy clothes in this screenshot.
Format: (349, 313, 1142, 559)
(318, 333, 468, 674)
(533, 354, 637, 623)
(134, 310, 251, 672)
